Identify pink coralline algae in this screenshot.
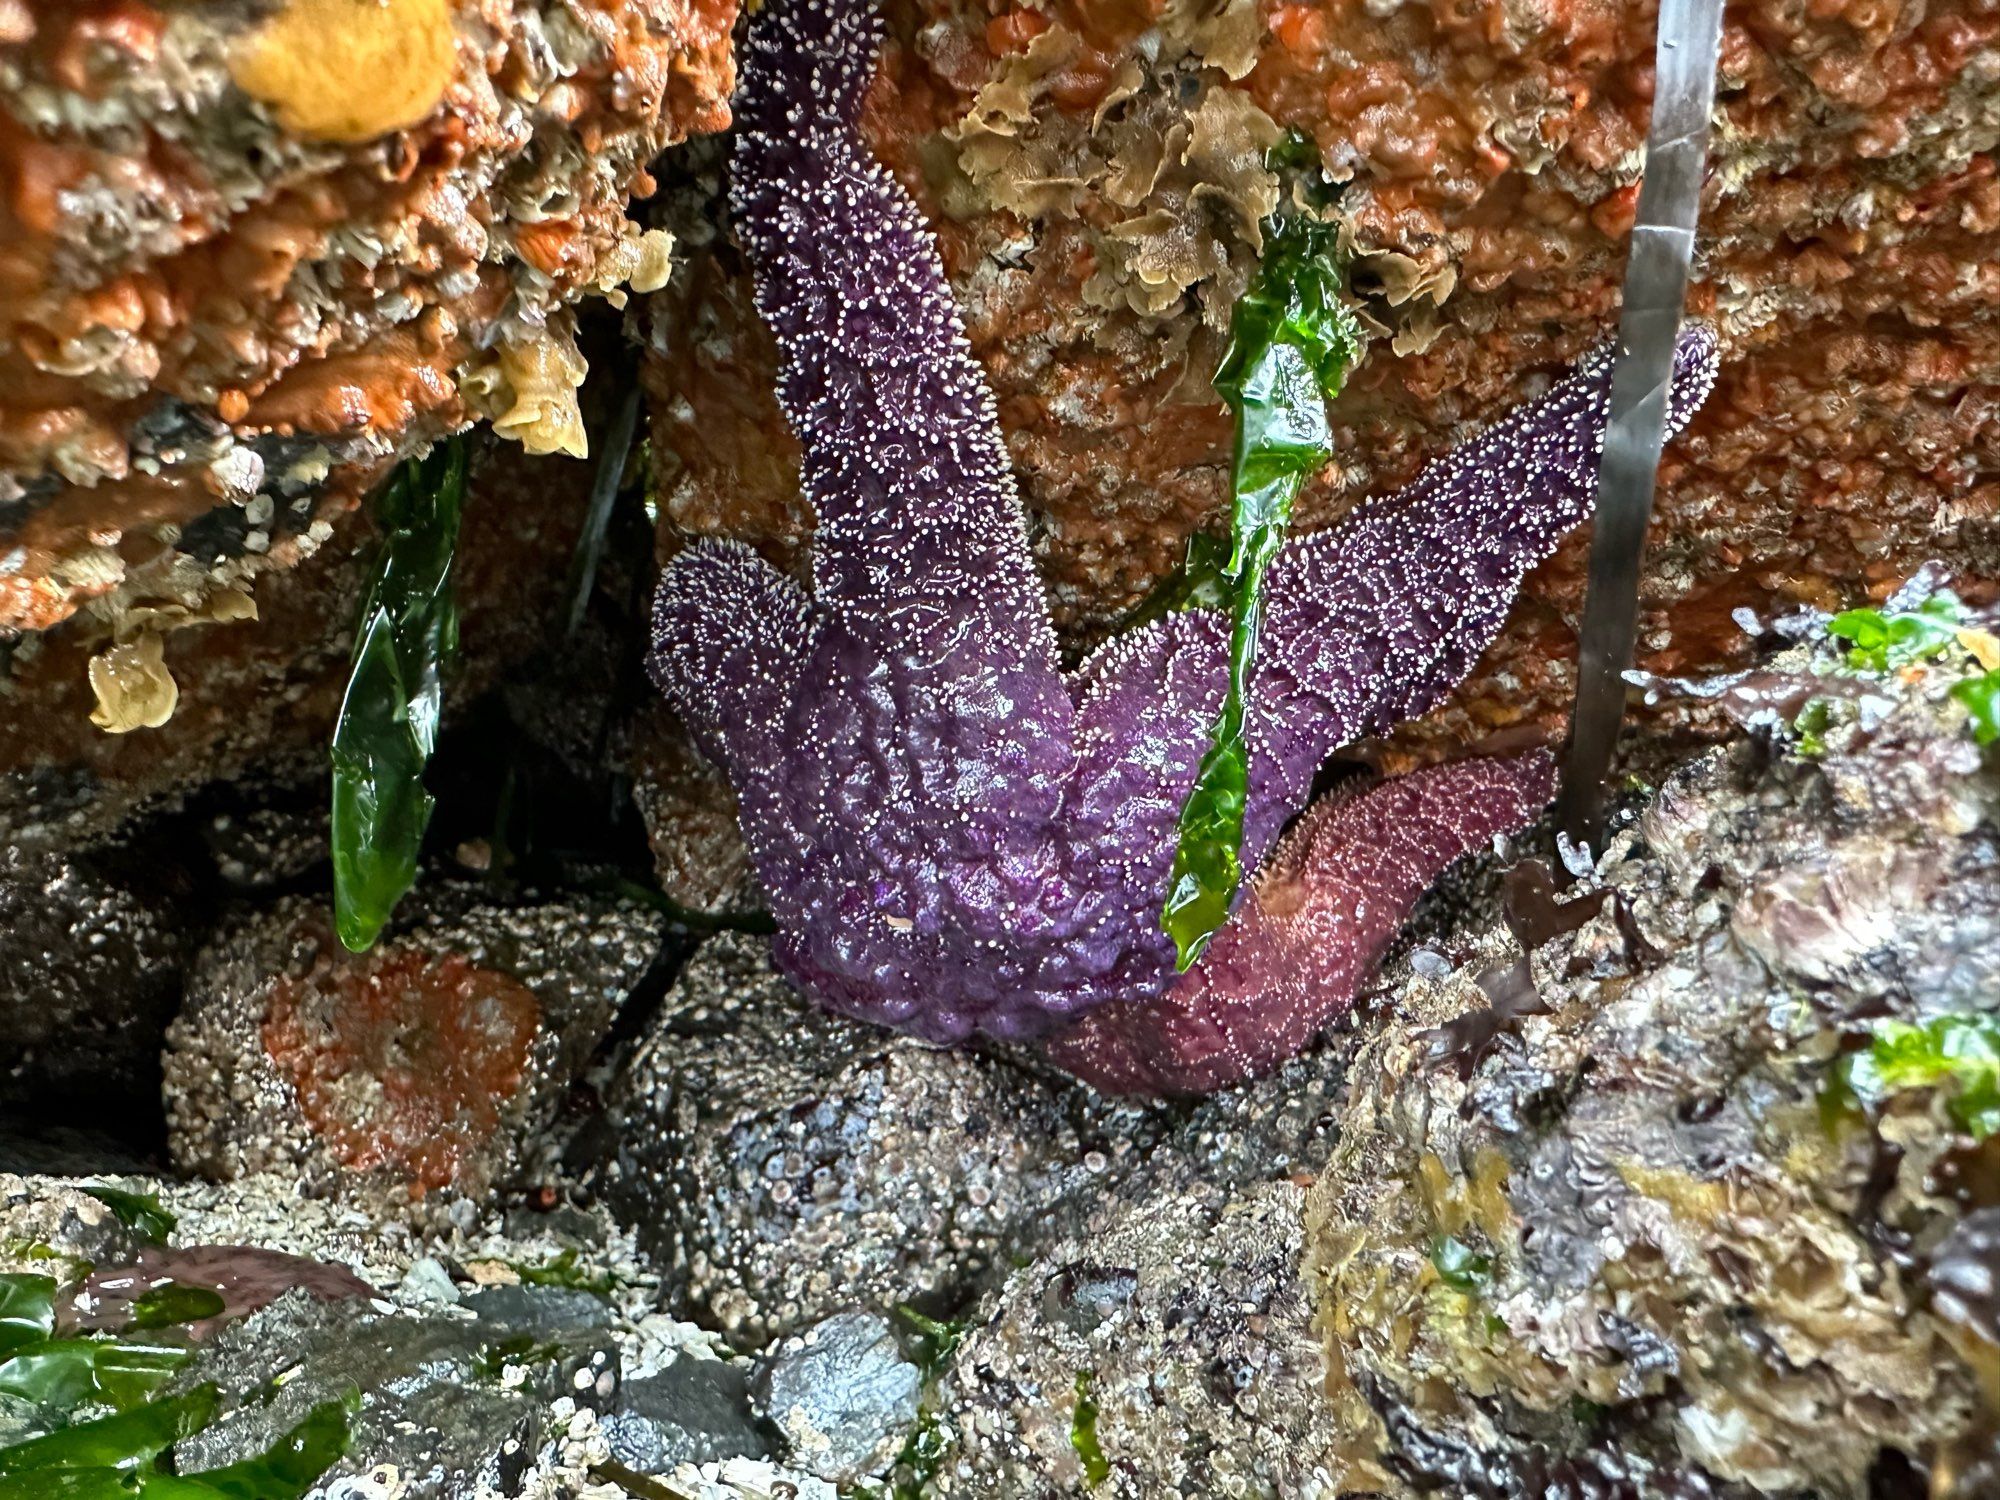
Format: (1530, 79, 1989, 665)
(648, 0, 1720, 1092)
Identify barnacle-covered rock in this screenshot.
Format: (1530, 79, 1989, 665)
(922, 1181, 1333, 1498)
(646, 0, 2000, 761)
(165, 886, 666, 1215)
(1301, 618, 2000, 1495)
(0, 0, 733, 671)
(623, 701, 764, 917)
(0, 1173, 146, 1276)
(0, 838, 196, 1126)
(584, 932, 1165, 1349)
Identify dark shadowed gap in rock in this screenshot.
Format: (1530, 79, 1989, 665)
(0, 814, 220, 1165)
(0, 406, 703, 1176)
(1867, 1448, 1934, 1500)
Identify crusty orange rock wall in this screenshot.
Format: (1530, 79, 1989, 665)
(0, 0, 735, 641)
(647, 0, 2000, 762)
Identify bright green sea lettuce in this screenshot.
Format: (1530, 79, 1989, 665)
(1831, 1013, 2000, 1141)
(1160, 216, 1362, 969)
(1826, 592, 1966, 673)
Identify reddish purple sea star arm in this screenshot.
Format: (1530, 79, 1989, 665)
(1042, 751, 1557, 1096)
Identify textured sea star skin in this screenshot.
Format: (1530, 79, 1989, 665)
(1042, 751, 1556, 1095)
(649, 0, 1721, 1059)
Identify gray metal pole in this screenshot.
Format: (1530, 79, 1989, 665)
(1557, 0, 1726, 847)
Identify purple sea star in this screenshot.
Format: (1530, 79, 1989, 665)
(649, 0, 1720, 1090)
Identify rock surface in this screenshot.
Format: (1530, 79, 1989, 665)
(583, 921, 1387, 1353)
(752, 1309, 922, 1482)
(923, 1181, 1331, 1498)
(0, 839, 196, 1126)
(584, 930, 1167, 1348)
(0, 1168, 817, 1500)
(1299, 608, 2000, 1496)
(0, 432, 604, 856)
(167, 886, 666, 1213)
(603, 1357, 775, 1473)
(0, 0, 731, 642)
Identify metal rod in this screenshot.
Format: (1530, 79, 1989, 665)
(1556, 0, 1726, 847)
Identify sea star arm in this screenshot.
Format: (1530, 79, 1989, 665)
(1042, 750, 1557, 1095)
(728, 0, 1056, 633)
(1069, 328, 1721, 881)
(652, 0, 1087, 1043)
(648, 539, 811, 780)
(1253, 331, 1721, 793)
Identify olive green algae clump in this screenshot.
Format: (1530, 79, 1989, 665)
(1302, 600, 2000, 1497)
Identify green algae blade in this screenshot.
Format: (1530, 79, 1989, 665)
(1069, 1371, 1111, 1487)
(77, 1187, 175, 1245)
(0, 1386, 218, 1485)
(1955, 668, 2000, 746)
(331, 438, 468, 951)
(143, 1391, 357, 1500)
(126, 1286, 225, 1333)
(0, 1275, 55, 1358)
(1161, 216, 1360, 969)
(0, 1389, 355, 1500)
(0, 1338, 190, 1414)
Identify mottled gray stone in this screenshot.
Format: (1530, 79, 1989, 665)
(753, 1310, 921, 1483)
(585, 931, 1166, 1348)
(171, 1285, 622, 1497)
(603, 1358, 772, 1471)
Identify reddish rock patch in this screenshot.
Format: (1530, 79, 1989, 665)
(262, 947, 541, 1195)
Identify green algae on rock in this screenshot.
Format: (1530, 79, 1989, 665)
(1831, 1014, 2000, 1143)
